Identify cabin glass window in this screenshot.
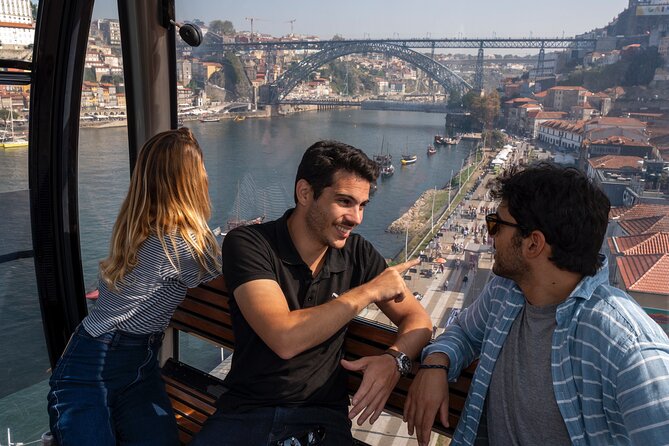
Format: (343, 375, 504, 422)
(0, 1, 46, 442)
(78, 3, 130, 296)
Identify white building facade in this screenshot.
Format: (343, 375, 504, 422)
(0, 0, 34, 46)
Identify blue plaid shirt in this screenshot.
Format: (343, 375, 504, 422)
(423, 260, 669, 445)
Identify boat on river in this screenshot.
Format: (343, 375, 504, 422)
(427, 145, 437, 155)
(401, 154, 417, 165)
(199, 116, 219, 123)
(1, 109, 28, 148)
(381, 164, 395, 177)
(2, 137, 29, 149)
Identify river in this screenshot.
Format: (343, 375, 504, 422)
(77, 109, 472, 285)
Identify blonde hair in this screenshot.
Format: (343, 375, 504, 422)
(100, 127, 221, 289)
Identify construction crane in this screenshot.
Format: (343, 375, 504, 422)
(244, 17, 256, 39)
(285, 19, 296, 36)
(245, 17, 270, 40)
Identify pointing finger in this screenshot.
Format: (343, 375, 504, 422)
(388, 258, 420, 274)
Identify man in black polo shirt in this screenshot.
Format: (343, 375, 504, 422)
(192, 140, 432, 446)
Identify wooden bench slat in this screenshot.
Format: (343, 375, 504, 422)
(164, 280, 475, 443)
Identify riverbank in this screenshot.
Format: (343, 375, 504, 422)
(389, 150, 491, 263)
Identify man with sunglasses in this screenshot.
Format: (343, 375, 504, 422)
(405, 162, 669, 446)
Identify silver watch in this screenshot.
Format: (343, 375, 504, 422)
(384, 349, 411, 376)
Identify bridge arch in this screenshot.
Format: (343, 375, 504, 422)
(264, 41, 473, 104)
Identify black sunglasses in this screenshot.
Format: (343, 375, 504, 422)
(485, 213, 524, 236)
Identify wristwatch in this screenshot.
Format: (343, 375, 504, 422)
(384, 349, 411, 376)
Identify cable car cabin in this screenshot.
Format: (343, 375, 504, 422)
(1, 0, 476, 443)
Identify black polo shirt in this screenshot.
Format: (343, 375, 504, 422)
(219, 209, 386, 413)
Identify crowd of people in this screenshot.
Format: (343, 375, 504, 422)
(47, 131, 669, 446)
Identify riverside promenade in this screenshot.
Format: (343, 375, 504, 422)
(359, 163, 497, 340)
(351, 159, 501, 446)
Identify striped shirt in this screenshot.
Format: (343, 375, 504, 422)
(423, 259, 669, 446)
(83, 234, 219, 336)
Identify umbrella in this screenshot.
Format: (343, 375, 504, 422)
(435, 257, 447, 264)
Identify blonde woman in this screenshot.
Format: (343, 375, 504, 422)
(47, 128, 221, 446)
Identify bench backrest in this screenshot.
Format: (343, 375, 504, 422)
(164, 277, 475, 443)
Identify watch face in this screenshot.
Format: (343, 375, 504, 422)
(398, 353, 411, 375)
(385, 350, 411, 375)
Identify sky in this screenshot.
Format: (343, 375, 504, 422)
(93, 0, 629, 40)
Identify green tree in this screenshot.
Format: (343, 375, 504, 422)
(622, 46, 663, 86)
(99, 74, 124, 85)
(209, 20, 235, 36)
(462, 90, 500, 130)
(0, 109, 10, 125)
(447, 88, 462, 108)
(83, 67, 97, 83)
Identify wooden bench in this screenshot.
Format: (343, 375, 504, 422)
(163, 276, 475, 444)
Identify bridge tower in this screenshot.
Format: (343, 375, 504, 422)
(428, 42, 436, 100)
(534, 43, 546, 79)
(474, 41, 484, 91)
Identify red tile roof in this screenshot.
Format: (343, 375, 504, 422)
(535, 111, 568, 119)
(588, 135, 652, 147)
(587, 117, 646, 127)
(609, 232, 669, 255)
(588, 155, 643, 170)
(505, 97, 538, 104)
(618, 215, 669, 235)
(617, 254, 669, 295)
(539, 119, 585, 133)
(613, 204, 669, 220)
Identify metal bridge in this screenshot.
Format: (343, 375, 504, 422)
(193, 36, 596, 104)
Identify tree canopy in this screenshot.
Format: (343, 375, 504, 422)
(0, 109, 11, 125)
(209, 20, 235, 36)
(462, 90, 500, 130)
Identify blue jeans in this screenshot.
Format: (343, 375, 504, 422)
(190, 405, 353, 446)
(47, 325, 179, 446)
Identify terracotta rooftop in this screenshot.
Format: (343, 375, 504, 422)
(616, 254, 669, 296)
(505, 97, 538, 104)
(535, 111, 568, 120)
(618, 215, 669, 236)
(588, 155, 643, 170)
(587, 117, 646, 127)
(539, 119, 585, 133)
(608, 232, 669, 255)
(588, 135, 651, 147)
(612, 203, 669, 220)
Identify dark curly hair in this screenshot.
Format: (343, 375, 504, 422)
(487, 162, 610, 276)
(294, 140, 379, 203)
